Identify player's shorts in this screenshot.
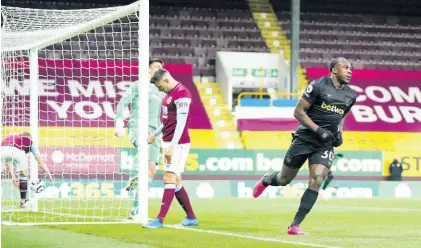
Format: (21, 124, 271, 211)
(128, 126, 161, 164)
(283, 137, 334, 170)
(0, 146, 28, 172)
(162, 142, 191, 176)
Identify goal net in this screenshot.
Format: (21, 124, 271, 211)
(1, 0, 150, 225)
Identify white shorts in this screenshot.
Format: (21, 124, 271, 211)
(0, 146, 28, 172)
(162, 142, 191, 175)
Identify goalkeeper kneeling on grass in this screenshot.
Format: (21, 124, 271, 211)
(114, 58, 164, 219)
(1, 132, 53, 209)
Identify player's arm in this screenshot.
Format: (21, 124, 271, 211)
(6, 163, 19, 188)
(115, 83, 135, 137)
(147, 99, 164, 144)
(153, 123, 164, 136)
(171, 97, 191, 147)
(148, 123, 163, 144)
(334, 98, 356, 147)
(30, 145, 53, 182)
(294, 99, 319, 132)
(338, 118, 345, 131)
(295, 82, 334, 142)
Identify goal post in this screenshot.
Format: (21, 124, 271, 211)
(1, 0, 150, 225)
(29, 48, 40, 213)
(136, 0, 149, 225)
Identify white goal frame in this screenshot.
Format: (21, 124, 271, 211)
(1, 0, 150, 225)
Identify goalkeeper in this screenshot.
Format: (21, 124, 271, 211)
(114, 58, 164, 219)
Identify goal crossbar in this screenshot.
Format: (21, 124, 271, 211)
(2, 2, 139, 52)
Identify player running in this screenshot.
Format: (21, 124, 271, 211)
(1, 132, 53, 208)
(143, 68, 198, 228)
(114, 58, 164, 219)
(253, 57, 356, 235)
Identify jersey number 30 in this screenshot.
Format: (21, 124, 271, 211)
(321, 150, 334, 161)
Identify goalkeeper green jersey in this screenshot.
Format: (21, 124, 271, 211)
(115, 82, 163, 131)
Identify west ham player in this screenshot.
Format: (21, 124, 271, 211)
(143, 68, 198, 228)
(114, 58, 164, 219)
(253, 57, 356, 235)
(319, 152, 343, 201)
(1, 132, 53, 208)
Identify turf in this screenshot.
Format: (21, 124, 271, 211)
(2, 198, 421, 248)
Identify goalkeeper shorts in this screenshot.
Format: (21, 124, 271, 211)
(129, 126, 161, 164)
(0, 146, 28, 172)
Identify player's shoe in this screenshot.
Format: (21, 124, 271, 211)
(128, 207, 138, 220)
(20, 198, 32, 209)
(319, 189, 329, 201)
(125, 176, 139, 192)
(177, 217, 199, 227)
(253, 173, 270, 198)
(143, 218, 163, 228)
(287, 225, 308, 235)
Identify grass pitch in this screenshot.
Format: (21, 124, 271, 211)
(2, 198, 421, 248)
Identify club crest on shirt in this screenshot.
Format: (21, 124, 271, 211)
(167, 97, 172, 104)
(344, 96, 352, 106)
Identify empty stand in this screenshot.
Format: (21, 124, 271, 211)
(3, 0, 268, 76)
(271, 0, 421, 70)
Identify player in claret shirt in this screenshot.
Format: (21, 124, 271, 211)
(253, 57, 356, 235)
(143, 68, 198, 228)
(1, 132, 52, 208)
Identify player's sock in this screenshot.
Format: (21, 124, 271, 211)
(290, 188, 318, 227)
(157, 184, 176, 223)
(130, 178, 153, 217)
(131, 191, 139, 213)
(175, 185, 196, 219)
(322, 174, 334, 190)
(19, 176, 28, 200)
(262, 172, 280, 186)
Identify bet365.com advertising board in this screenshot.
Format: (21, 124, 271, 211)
(120, 149, 384, 177)
(3, 179, 420, 200)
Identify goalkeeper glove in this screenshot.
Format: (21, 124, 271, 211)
(332, 131, 343, 147)
(114, 119, 125, 138)
(125, 176, 139, 192)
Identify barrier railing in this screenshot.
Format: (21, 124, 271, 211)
(237, 91, 300, 106)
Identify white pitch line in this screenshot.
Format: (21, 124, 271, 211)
(164, 224, 342, 248)
(2, 213, 340, 248)
(2, 210, 130, 226)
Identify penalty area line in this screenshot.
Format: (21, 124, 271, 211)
(164, 224, 342, 248)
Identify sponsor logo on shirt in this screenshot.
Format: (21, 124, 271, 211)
(321, 101, 345, 116)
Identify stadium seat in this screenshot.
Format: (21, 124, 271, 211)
(271, 0, 421, 70)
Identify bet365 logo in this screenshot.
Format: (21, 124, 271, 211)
(321, 101, 344, 116)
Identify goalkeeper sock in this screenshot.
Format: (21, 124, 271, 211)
(131, 178, 153, 215)
(19, 176, 28, 200)
(290, 188, 318, 227)
(131, 191, 139, 214)
(175, 185, 196, 219)
(157, 184, 176, 223)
